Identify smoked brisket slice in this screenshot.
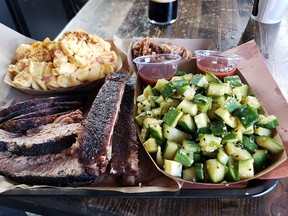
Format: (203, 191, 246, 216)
(0, 151, 95, 187)
(110, 77, 139, 185)
(0, 129, 21, 151)
(0, 101, 82, 124)
(0, 95, 84, 118)
(0, 110, 77, 133)
(74, 73, 129, 175)
(0, 110, 84, 156)
(6, 123, 82, 156)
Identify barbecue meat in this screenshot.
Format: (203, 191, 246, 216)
(0, 109, 84, 156)
(0, 129, 21, 151)
(110, 77, 139, 185)
(0, 95, 84, 118)
(0, 151, 95, 186)
(5, 123, 81, 156)
(0, 110, 78, 133)
(74, 73, 129, 175)
(0, 101, 82, 124)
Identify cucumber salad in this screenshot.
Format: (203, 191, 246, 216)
(135, 71, 284, 183)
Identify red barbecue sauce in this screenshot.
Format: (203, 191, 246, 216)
(197, 58, 237, 78)
(138, 64, 177, 85)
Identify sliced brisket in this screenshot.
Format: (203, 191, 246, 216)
(74, 73, 129, 175)
(110, 77, 139, 185)
(0, 101, 82, 124)
(0, 129, 21, 151)
(0, 151, 95, 186)
(0, 95, 84, 117)
(0, 109, 84, 156)
(0, 110, 77, 133)
(6, 123, 81, 156)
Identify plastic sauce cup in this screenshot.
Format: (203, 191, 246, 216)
(133, 54, 181, 85)
(194, 50, 243, 78)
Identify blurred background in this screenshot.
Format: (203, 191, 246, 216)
(0, 0, 88, 40)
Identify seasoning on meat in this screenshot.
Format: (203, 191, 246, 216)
(110, 77, 140, 185)
(74, 73, 129, 175)
(0, 150, 95, 187)
(0, 109, 84, 156)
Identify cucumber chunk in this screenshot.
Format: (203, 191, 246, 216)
(143, 138, 158, 153)
(205, 72, 222, 84)
(206, 83, 226, 96)
(143, 118, 163, 128)
(224, 75, 242, 87)
(155, 78, 169, 92)
(222, 133, 238, 144)
(238, 158, 254, 180)
(195, 163, 205, 181)
(172, 79, 190, 95)
(182, 140, 201, 153)
(160, 83, 175, 99)
(217, 149, 229, 165)
(163, 124, 192, 144)
(194, 113, 210, 129)
(210, 120, 227, 136)
(233, 104, 259, 129)
(224, 97, 241, 113)
(255, 136, 284, 154)
(225, 156, 240, 182)
(143, 85, 154, 98)
(253, 149, 269, 172)
(163, 159, 182, 177)
(254, 126, 272, 137)
(183, 167, 197, 181)
(178, 114, 196, 133)
(198, 134, 222, 152)
(135, 111, 153, 127)
(193, 94, 212, 113)
(149, 123, 163, 140)
(256, 115, 279, 129)
(177, 99, 198, 116)
(214, 107, 237, 128)
(224, 143, 252, 161)
(190, 74, 208, 88)
(241, 96, 261, 110)
(242, 136, 258, 154)
(183, 87, 196, 101)
(174, 148, 194, 167)
(206, 159, 227, 183)
(163, 140, 179, 160)
(163, 107, 183, 127)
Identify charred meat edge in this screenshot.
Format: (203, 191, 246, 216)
(110, 77, 139, 185)
(74, 73, 129, 175)
(0, 151, 95, 187)
(0, 101, 82, 124)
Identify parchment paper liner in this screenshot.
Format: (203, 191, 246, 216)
(0, 24, 287, 193)
(0, 25, 181, 194)
(2, 23, 123, 96)
(132, 39, 288, 188)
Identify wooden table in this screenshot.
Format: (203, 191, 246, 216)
(1, 0, 288, 215)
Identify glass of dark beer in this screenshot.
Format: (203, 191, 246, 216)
(148, 0, 178, 25)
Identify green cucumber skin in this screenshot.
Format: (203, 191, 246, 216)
(136, 72, 282, 184)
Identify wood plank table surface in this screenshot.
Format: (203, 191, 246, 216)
(1, 0, 288, 215)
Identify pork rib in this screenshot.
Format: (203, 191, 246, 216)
(110, 77, 139, 185)
(74, 73, 129, 175)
